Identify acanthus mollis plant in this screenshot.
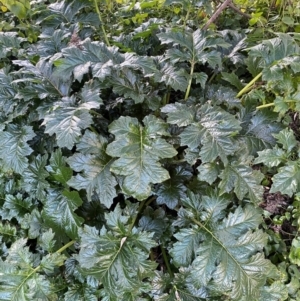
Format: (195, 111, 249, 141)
(0, 0, 295, 300)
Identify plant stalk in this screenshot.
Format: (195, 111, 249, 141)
(184, 62, 195, 100)
(128, 199, 147, 233)
(56, 240, 75, 253)
(161, 246, 174, 277)
(236, 72, 262, 98)
(18, 240, 75, 289)
(183, 5, 191, 28)
(93, 0, 110, 46)
(256, 103, 275, 109)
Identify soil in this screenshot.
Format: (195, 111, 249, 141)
(261, 188, 290, 215)
(261, 188, 296, 243)
(289, 111, 300, 141)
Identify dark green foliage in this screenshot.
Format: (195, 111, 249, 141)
(0, 0, 299, 300)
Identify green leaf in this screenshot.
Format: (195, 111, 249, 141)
(219, 162, 264, 204)
(78, 223, 157, 297)
(254, 147, 287, 167)
(237, 110, 282, 156)
(170, 226, 202, 267)
(138, 207, 167, 240)
(152, 270, 207, 301)
(54, 39, 122, 81)
(155, 166, 192, 209)
(0, 124, 35, 173)
(42, 189, 84, 239)
(46, 149, 73, 186)
(2, 0, 29, 19)
(0, 194, 33, 223)
(197, 162, 220, 185)
(175, 192, 275, 300)
(273, 128, 298, 153)
(0, 238, 57, 301)
(67, 131, 117, 207)
(289, 237, 300, 266)
(64, 285, 97, 301)
(0, 32, 25, 59)
(0, 222, 17, 244)
(106, 116, 177, 200)
(121, 53, 158, 77)
(21, 154, 49, 200)
(221, 72, 244, 90)
(20, 209, 43, 239)
(161, 103, 196, 126)
(193, 72, 208, 89)
(270, 161, 300, 197)
(248, 34, 300, 67)
(259, 281, 288, 301)
(42, 84, 102, 149)
(158, 29, 225, 69)
(38, 229, 56, 252)
(156, 63, 188, 92)
(111, 69, 149, 103)
(179, 104, 241, 164)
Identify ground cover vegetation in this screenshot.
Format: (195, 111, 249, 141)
(0, 0, 299, 300)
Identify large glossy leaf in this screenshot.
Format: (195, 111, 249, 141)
(157, 29, 225, 68)
(0, 238, 63, 301)
(254, 147, 287, 167)
(78, 212, 157, 297)
(110, 69, 149, 103)
(21, 154, 49, 200)
(270, 161, 300, 196)
(155, 166, 192, 209)
(67, 130, 117, 208)
(0, 124, 35, 173)
(42, 84, 102, 149)
(219, 162, 264, 204)
(179, 104, 241, 164)
(0, 194, 33, 223)
(54, 39, 122, 81)
(0, 32, 24, 59)
(0, 69, 19, 116)
(46, 149, 73, 186)
(172, 191, 276, 301)
(161, 103, 196, 126)
(106, 115, 177, 200)
(42, 189, 84, 239)
(237, 110, 283, 156)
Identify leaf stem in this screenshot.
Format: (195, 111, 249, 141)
(145, 196, 156, 207)
(12, 240, 75, 298)
(93, 0, 110, 46)
(128, 196, 156, 233)
(236, 72, 262, 98)
(184, 62, 195, 100)
(162, 87, 171, 105)
(56, 240, 75, 253)
(161, 246, 174, 277)
(256, 103, 275, 109)
(90, 110, 103, 118)
(183, 5, 191, 28)
(128, 199, 146, 233)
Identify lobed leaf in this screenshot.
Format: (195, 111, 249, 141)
(0, 124, 35, 174)
(106, 115, 177, 200)
(67, 130, 117, 207)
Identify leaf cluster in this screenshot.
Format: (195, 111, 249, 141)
(0, 0, 299, 300)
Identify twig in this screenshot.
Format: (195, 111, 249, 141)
(93, 0, 110, 46)
(202, 0, 232, 30)
(228, 2, 251, 18)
